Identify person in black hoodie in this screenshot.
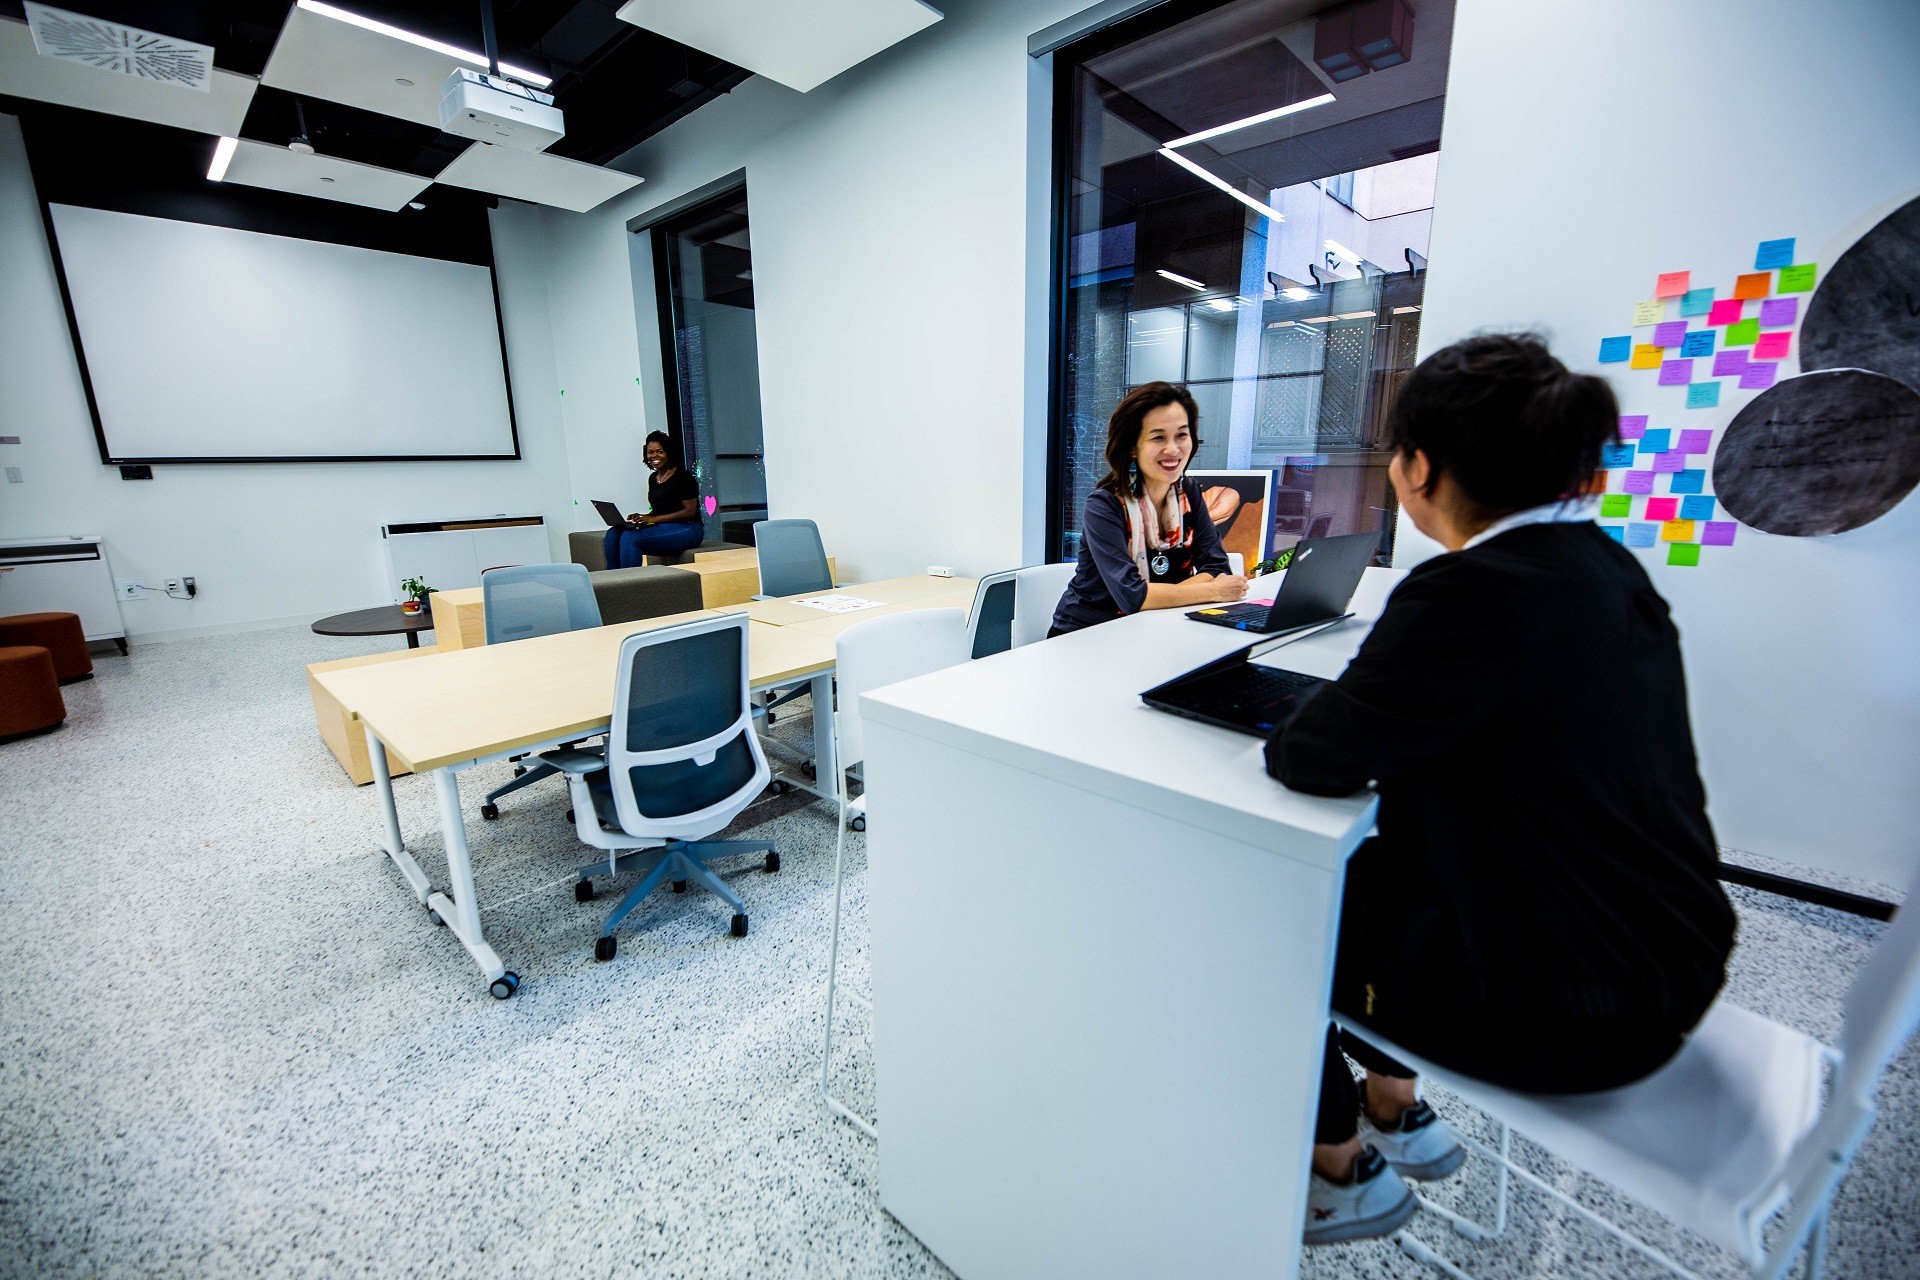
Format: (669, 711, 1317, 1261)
(1273, 333, 1736, 1246)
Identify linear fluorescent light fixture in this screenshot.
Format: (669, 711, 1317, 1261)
(295, 0, 552, 87)
(1281, 286, 1316, 302)
(1165, 93, 1336, 149)
(1393, 305, 1422, 314)
(1158, 147, 1285, 223)
(1156, 268, 1207, 291)
(1206, 298, 1236, 311)
(1323, 239, 1363, 265)
(207, 135, 237, 181)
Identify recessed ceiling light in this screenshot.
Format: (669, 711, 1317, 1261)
(1156, 268, 1206, 291)
(407, 200, 426, 210)
(395, 77, 413, 87)
(295, 0, 552, 87)
(206, 136, 237, 182)
(1164, 93, 1337, 149)
(1158, 148, 1286, 224)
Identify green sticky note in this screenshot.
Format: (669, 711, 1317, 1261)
(1667, 542, 1701, 567)
(1600, 494, 1632, 518)
(1776, 263, 1817, 293)
(1725, 318, 1761, 346)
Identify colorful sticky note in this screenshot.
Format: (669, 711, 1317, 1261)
(1602, 524, 1625, 542)
(1661, 519, 1698, 542)
(1602, 444, 1637, 469)
(1599, 335, 1632, 362)
(1626, 522, 1659, 548)
(1726, 318, 1761, 346)
(1623, 470, 1655, 494)
(1652, 320, 1688, 348)
(1702, 521, 1737, 546)
(1733, 272, 1772, 299)
(1739, 361, 1779, 390)
(1707, 298, 1744, 326)
(1680, 330, 1715, 358)
(1632, 299, 1666, 326)
(1759, 297, 1798, 327)
(1680, 495, 1717, 520)
(1600, 493, 1633, 518)
(1653, 451, 1686, 473)
(1678, 429, 1713, 454)
(1669, 469, 1706, 494)
(1658, 358, 1694, 386)
(1712, 349, 1750, 377)
(1777, 263, 1817, 293)
(1679, 287, 1715, 316)
(1646, 497, 1679, 521)
(1630, 344, 1664, 370)
(1618, 414, 1648, 440)
(1754, 331, 1792, 360)
(1668, 542, 1702, 567)
(1755, 238, 1795, 270)
(1687, 382, 1721, 409)
(1654, 271, 1690, 298)
(1638, 428, 1672, 454)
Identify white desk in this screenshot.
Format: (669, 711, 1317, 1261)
(859, 567, 1402, 1280)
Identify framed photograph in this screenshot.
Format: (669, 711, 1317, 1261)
(1187, 469, 1274, 569)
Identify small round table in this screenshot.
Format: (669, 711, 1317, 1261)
(311, 604, 436, 648)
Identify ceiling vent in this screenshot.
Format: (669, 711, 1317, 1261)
(24, 2, 215, 92)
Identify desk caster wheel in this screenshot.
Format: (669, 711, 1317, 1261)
(850, 814, 866, 832)
(428, 907, 446, 927)
(480, 802, 500, 821)
(574, 880, 595, 903)
(730, 913, 749, 938)
(770, 779, 791, 796)
(566, 808, 574, 821)
(673, 879, 688, 893)
(765, 709, 777, 726)
(489, 971, 520, 999)
(764, 851, 780, 873)
(801, 761, 816, 779)
(594, 936, 617, 963)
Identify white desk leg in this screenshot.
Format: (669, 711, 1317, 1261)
(365, 723, 431, 904)
(810, 672, 837, 793)
(424, 766, 514, 998)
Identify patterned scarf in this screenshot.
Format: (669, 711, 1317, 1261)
(1125, 481, 1190, 582)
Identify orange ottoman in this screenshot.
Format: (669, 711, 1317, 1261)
(0, 646, 65, 739)
(0, 611, 92, 682)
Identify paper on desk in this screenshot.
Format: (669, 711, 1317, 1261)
(792, 594, 883, 613)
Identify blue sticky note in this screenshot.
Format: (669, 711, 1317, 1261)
(1625, 522, 1659, 548)
(1598, 335, 1631, 363)
(1638, 428, 1672, 454)
(1687, 381, 1721, 409)
(1670, 469, 1706, 494)
(1680, 330, 1715, 358)
(1680, 495, 1717, 520)
(1755, 238, 1796, 270)
(1679, 288, 1715, 317)
(1602, 444, 1636, 468)
(1601, 524, 1625, 542)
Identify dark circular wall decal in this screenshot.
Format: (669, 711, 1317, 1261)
(1712, 369, 1920, 536)
(1801, 193, 1920, 394)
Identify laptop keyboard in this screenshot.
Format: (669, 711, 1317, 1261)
(1207, 602, 1272, 624)
(1199, 664, 1325, 726)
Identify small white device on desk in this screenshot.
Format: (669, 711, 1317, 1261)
(0, 536, 127, 651)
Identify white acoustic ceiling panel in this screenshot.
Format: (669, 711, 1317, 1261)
(221, 139, 430, 211)
(433, 143, 643, 214)
(614, 0, 942, 93)
(0, 16, 255, 134)
(24, 2, 213, 90)
(261, 0, 551, 134)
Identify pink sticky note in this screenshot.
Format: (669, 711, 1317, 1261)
(1645, 497, 1679, 521)
(1678, 429, 1713, 454)
(1652, 320, 1688, 348)
(1759, 298, 1798, 327)
(1623, 470, 1655, 494)
(1653, 451, 1685, 473)
(1658, 358, 1694, 386)
(1702, 521, 1737, 546)
(1654, 271, 1690, 298)
(1618, 414, 1648, 440)
(1712, 350, 1749, 377)
(1739, 361, 1779, 390)
(1707, 298, 1744, 326)
(1754, 331, 1792, 360)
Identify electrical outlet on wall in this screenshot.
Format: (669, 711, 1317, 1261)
(116, 578, 144, 599)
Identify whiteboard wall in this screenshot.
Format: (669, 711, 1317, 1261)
(46, 204, 517, 462)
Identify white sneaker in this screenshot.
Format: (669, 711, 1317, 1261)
(1359, 1099, 1466, 1181)
(1304, 1145, 1417, 1245)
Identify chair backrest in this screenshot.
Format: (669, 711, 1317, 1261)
(1307, 513, 1334, 538)
(1011, 562, 1076, 647)
(1226, 552, 1244, 576)
(967, 570, 1019, 659)
(482, 563, 602, 644)
(834, 608, 967, 770)
(754, 519, 834, 597)
(603, 613, 769, 837)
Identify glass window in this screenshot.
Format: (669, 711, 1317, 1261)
(1048, 0, 1452, 567)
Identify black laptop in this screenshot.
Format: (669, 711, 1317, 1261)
(1142, 639, 1332, 738)
(591, 499, 634, 528)
(1187, 531, 1376, 634)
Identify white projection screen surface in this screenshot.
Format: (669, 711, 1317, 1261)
(47, 204, 516, 462)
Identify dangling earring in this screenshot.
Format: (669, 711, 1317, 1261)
(1128, 459, 1141, 495)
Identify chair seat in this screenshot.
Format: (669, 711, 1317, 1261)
(1344, 1000, 1828, 1262)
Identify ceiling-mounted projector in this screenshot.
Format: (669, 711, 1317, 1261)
(438, 69, 564, 150)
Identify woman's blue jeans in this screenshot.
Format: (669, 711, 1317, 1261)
(604, 520, 704, 569)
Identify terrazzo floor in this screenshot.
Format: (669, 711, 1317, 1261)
(0, 626, 1913, 1280)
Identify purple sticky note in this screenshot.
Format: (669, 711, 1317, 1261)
(1759, 297, 1798, 328)
(1658, 358, 1694, 386)
(1652, 451, 1685, 473)
(1618, 415, 1648, 441)
(1623, 469, 1655, 494)
(1702, 521, 1737, 546)
(1739, 361, 1779, 390)
(1678, 429, 1713, 454)
(1712, 349, 1749, 377)
(1652, 320, 1688, 348)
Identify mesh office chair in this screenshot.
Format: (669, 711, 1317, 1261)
(1010, 562, 1075, 647)
(753, 519, 834, 598)
(540, 613, 776, 962)
(478, 564, 603, 821)
(965, 570, 1018, 660)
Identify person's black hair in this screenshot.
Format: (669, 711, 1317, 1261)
(1386, 333, 1619, 517)
(1096, 381, 1202, 496)
(644, 430, 684, 470)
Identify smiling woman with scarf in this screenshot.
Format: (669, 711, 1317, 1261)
(1050, 381, 1249, 637)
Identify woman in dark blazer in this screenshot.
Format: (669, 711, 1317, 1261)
(1273, 334, 1736, 1245)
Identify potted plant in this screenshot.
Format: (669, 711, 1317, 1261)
(399, 576, 433, 616)
(1252, 546, 1298, 578)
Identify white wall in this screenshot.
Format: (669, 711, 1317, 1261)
(1409, 0, 1920, 888)
(0, 113, 574, 641)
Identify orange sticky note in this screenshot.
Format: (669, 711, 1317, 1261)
(1660, 519, 1697, 542)
(1654, 271, 1690, 298)
(1630, 344, 1663, 369)
(1733, 272, 1772, 299)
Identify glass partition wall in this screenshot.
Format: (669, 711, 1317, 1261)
(1048, 0, 1453, 566)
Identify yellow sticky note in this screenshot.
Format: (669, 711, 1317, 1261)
(1660, 519, 1697, 542)
(1632, 299, 1666, 326)
(1630, 344, 1663, 369)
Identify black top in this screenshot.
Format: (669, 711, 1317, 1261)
(310, 605, 435, 638)
(1267, 522, 1734, 1021)
(647, 466, 699, 520)
(1052, 478, 1232, 633)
